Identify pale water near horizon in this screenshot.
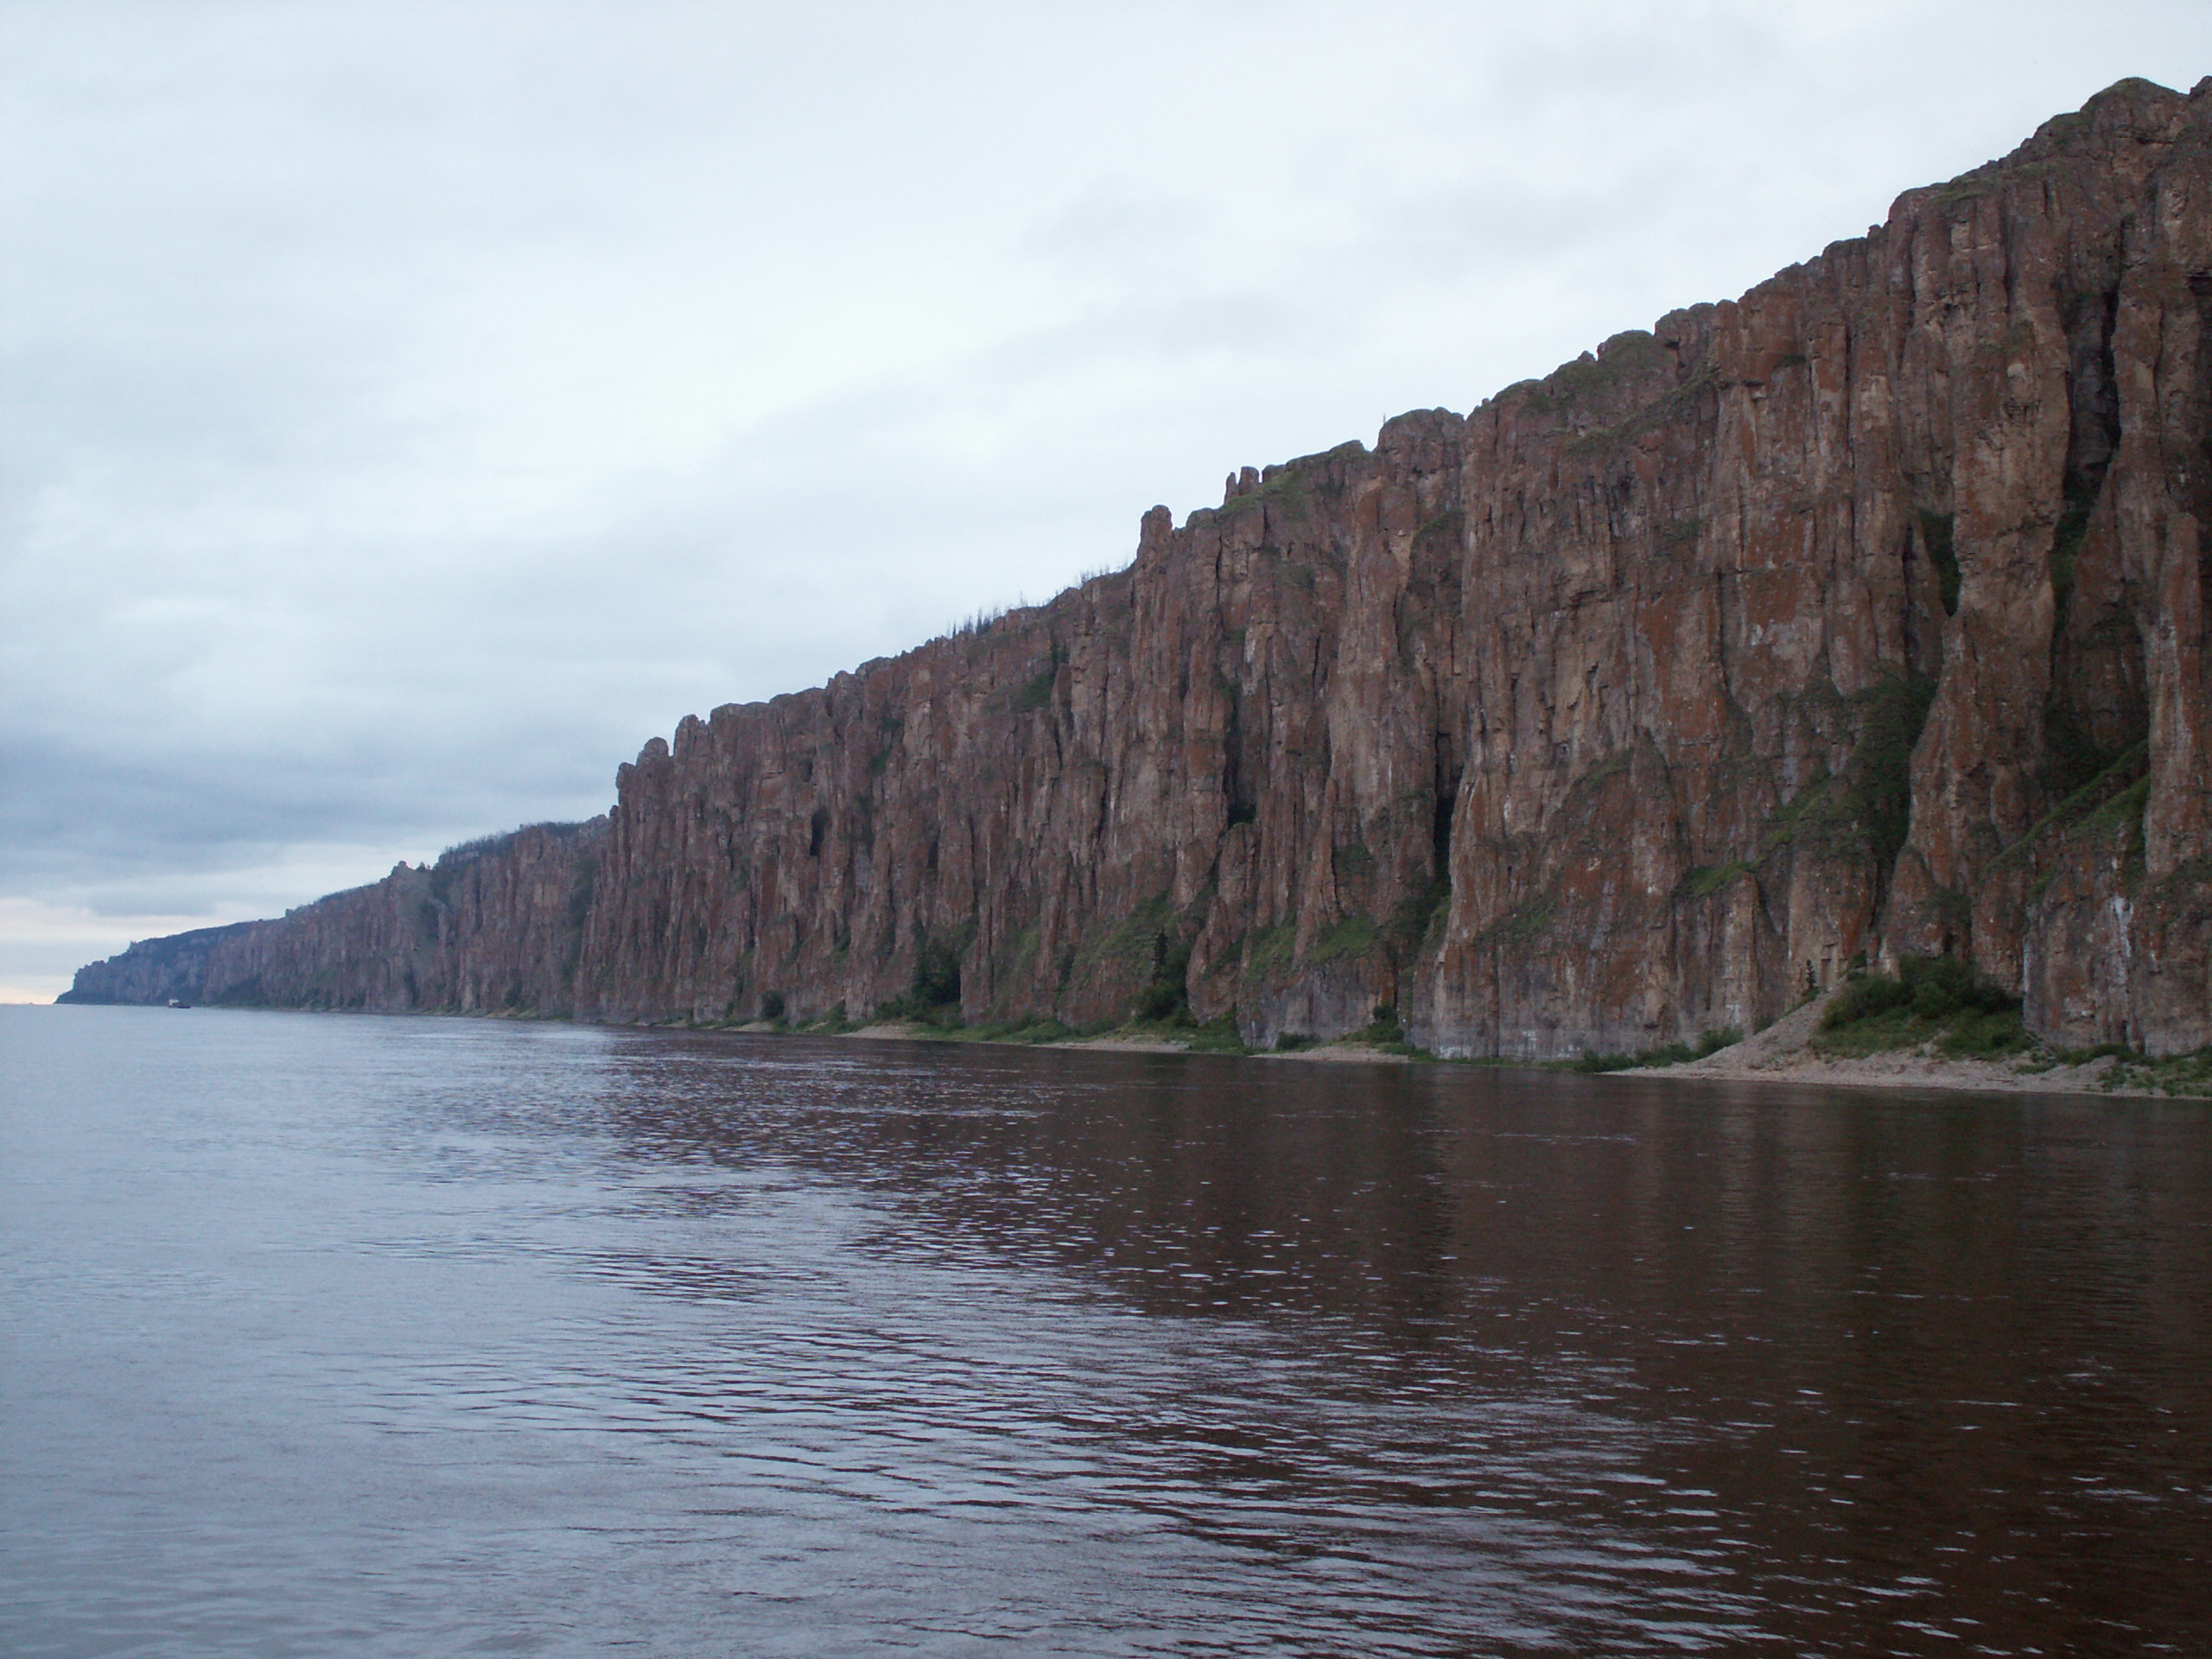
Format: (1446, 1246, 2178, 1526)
(3, 1006, 2207, 1656)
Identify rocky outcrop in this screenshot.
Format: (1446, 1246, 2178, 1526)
(66, 79, 2212, 1057)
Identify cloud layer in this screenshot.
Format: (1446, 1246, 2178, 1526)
(5, 0, 2207, 998)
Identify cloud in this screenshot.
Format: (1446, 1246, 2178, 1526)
(5, 0, 2209, 995)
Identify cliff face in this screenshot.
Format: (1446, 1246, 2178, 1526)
(66, 79, 2212, 1058)
(62, 821, 604, 1014)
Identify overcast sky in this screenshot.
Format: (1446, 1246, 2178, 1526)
(3, 1, 2206, 1001)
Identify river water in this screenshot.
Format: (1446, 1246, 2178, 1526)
(3, 1006, 2207, 1656)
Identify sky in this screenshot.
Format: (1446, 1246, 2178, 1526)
(3, 1, 2207, 1002)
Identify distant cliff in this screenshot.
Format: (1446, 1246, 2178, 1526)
(67, 79, 2212, 1058)
(65, 821, 605, 1016)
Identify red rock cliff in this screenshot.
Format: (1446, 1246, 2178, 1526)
(67, 79, 2212, 1058)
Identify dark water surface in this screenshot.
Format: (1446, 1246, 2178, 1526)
(3, 1007, 2208, 1656)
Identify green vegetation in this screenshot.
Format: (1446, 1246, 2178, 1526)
(1739, 675, 1936, 875)
(1179, 1015, 1249, 1053)
(2040, 705, 2121, 805)
(2086, 1048, 2212, 1096)
(855, 1005, 1252, 1054)
(1814, 955, 2031, 1059)
(1994, 742, 2150, 872)
(1308, 913, 1379, 964)
(1919, 511, 1961, 615)
(1078, 899, 1173, 977)
(874, 931, 967, 1027)
(866, 714, 903, 776)
(2083, 773, 2152, 839)
(708, 960, 2212, 1097)
(1570, 1027, 1744, 1073)
(1243, 920, 1297, 981)
(1678, 861, 1753, 899)
(1517, 336, 1716, 455)
(1353, 1001, 1403, 1045)
(2011, 1036, 2212, 1095)
(1478, 895, 1555, 946)
(1219, 461, 1316, 517)
(1413, 509, 1465, 558)
(946, 1015, 1093, 1045)
(1133, 931, 1193, 1022)
(1849, 673, 1939, 871)
(1334, 1002, 1427, 1058)
(1541, 330, 1672, 405)
(2050, 472, 2098, 618)
(1388, 875, 1451, 954)
(1215, 442, 1363, 516)
(1332, 842, 1376, 877)
(1011, 645, 1062, 713)
(756, 1001, 860, 1036)
(565, 854, 598, 932)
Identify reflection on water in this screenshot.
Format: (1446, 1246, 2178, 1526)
(3, 1007, 2206, 1656)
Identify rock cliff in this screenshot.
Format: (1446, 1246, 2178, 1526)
(66, 79, 2212, 1058)
(64, 821, 604, 1015)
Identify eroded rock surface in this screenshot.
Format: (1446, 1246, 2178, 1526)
(66, 80, 2212, 1057)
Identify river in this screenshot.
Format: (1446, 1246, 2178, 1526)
(3, 1006, 2206, 1656)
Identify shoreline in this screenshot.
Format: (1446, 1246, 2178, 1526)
(790, 1004, 2199, 1102)
(42, 1000, 2203, 1102)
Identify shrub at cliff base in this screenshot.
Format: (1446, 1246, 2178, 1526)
(1815, 956, 2031, 1059)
